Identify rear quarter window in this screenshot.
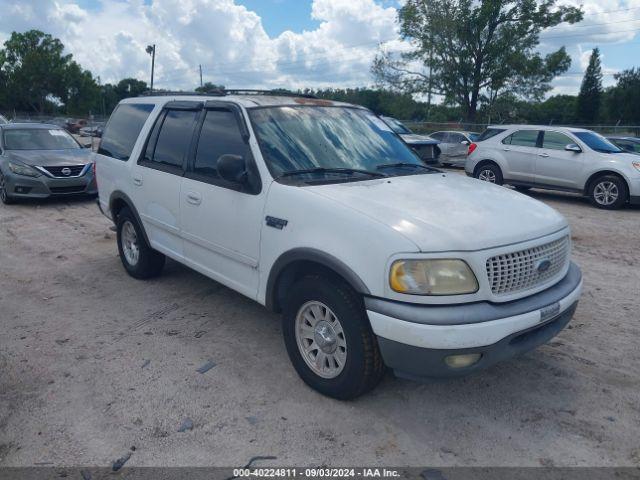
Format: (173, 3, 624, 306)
(476, 128, 506, 142)
(98, 103, 155, 160)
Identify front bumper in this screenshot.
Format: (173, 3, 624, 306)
(366, 262, 582, 380)
(3, 169, 97, 199)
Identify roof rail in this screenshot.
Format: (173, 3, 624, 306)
(138, 89, 317, 99)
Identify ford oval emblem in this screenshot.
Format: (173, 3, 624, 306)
(61, 167, 71, 176)
(536, 259, 552, 273)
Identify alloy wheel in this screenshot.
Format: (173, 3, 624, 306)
(478, 168, 496, 183)
(121, 220, 140, 266)
(593, 181, 619, 206)
(295, 300, 347, 379)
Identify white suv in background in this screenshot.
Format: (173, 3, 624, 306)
(96, 93, 582, 399)
(466, 125, 640, 209)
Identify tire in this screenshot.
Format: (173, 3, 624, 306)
(589, 174, 628, 210)
(474, 163, 503, 185)
(0, 172, 15, 205)
(514, 185, 532, 192)
(282, 276, 385, 400)
(116, 207, 165, 279)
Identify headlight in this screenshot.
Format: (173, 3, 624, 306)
(390, 259, 478, 295)
(8, 161, 40, 177)
(632, 161, 640, 173)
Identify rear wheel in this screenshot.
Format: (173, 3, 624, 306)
(116, 207, 165, 279)
(0, 173, 15, 205)
(282, 276, 384, 400)
(589, 174, 628, 209)
(474, 163, 503, 185)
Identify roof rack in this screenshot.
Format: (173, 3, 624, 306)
(138, 89, 317, 99)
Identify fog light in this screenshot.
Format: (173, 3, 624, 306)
(444, 353, 482, 369)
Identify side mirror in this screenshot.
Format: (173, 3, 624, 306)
(565, 143, 582, 153)
(461, 140, 470, 145)
(218, 154, 248, 184)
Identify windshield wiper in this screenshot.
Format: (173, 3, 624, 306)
(376, 162, 436, 172)
(279, 167, 387, 179)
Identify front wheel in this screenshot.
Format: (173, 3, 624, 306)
(0, 173, 15, 205)
(589, 175, 628, 209)
(474, 163, 503, 185)
(282, 276, 384, 400)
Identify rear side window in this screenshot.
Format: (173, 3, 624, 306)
(476, 128, 505, 142)
(448, 132, 466, 143)
(430, 132, 446, 141)
(98, 103, 154, 160)
(543, 131, 573, 150)
(503, 130, 539, 148)
(149, 110, 198, 169)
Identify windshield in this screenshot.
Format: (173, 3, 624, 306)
(468, 133, 480, 141)
(382, 117, 412, 135)
(3, 128, 80, 150)
(249, 106, 425, 182)
(572, 131, 623, 154)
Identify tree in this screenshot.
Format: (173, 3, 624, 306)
(576, 48, 603, 124)
(602, 68, 640, 125)
(195, 82, 225, 94)
(0, 30, 102, 115)
(373, 0, 583, 121)
(115, 78, 148, 98)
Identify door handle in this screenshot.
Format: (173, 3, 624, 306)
(186, 192, 202, 205)
(133, 177, 143, 186)
(538, 153, 549, 158)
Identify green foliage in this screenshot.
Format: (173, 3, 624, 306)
(374, 0, 582, 121)
(601, 68, 640, 125)
(195, 82, 225, 94)
(576, 48, 603, 124)
(0, 30, 102, 115)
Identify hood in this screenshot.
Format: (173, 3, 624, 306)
(5, 149, 91, 167)
(306, 173, 567, 252)
(400, 133, 439, 145)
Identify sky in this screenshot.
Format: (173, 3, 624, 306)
(0, 0, 639, 98)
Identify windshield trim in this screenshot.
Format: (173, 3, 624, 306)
(2, 127, 82, 151)
(247, 104, 425, 185)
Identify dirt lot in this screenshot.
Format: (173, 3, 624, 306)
(0, 178, 639, 468)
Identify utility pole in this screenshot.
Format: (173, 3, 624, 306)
(146, 44, 156, 92)
(199, 64, 203, 88)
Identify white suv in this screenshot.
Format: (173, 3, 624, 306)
(95, 93, 582, 399)
(466, 125, 640, 209)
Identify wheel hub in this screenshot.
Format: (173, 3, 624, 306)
(313, 321, 338, 354)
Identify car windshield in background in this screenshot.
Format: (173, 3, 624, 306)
(249, 106, 426, 182)
(476, 128, 505, 141)
(3, 128, 79, 150)
(383, 117, 412, 135)
(573, 131, 623, 154)
(468, 133, 480, 141)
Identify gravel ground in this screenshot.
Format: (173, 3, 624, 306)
(0, 178, 639, 468)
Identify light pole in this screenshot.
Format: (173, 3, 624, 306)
(145, 44, 156, 92)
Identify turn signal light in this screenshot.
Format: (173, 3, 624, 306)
(468, 143, 478, 155)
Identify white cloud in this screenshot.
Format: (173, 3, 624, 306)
(0, 0, 400, 90)
(0, 0, 636, 95)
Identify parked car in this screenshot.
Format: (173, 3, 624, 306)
(429, 130, 480, 166)
(0, 123, 96, 204)
(466, 125, 640, 209)
(381, 116, 441, 165)
(606, 136, 640, 155)
(79, 125, 104, 138)
(65, 118, 89, 134)
(96, 94, 582, 399)
(0, 114, 8, 125)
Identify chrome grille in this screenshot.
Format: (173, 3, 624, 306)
(42, 165, 86, 178)
(486, 236, 570, 296)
